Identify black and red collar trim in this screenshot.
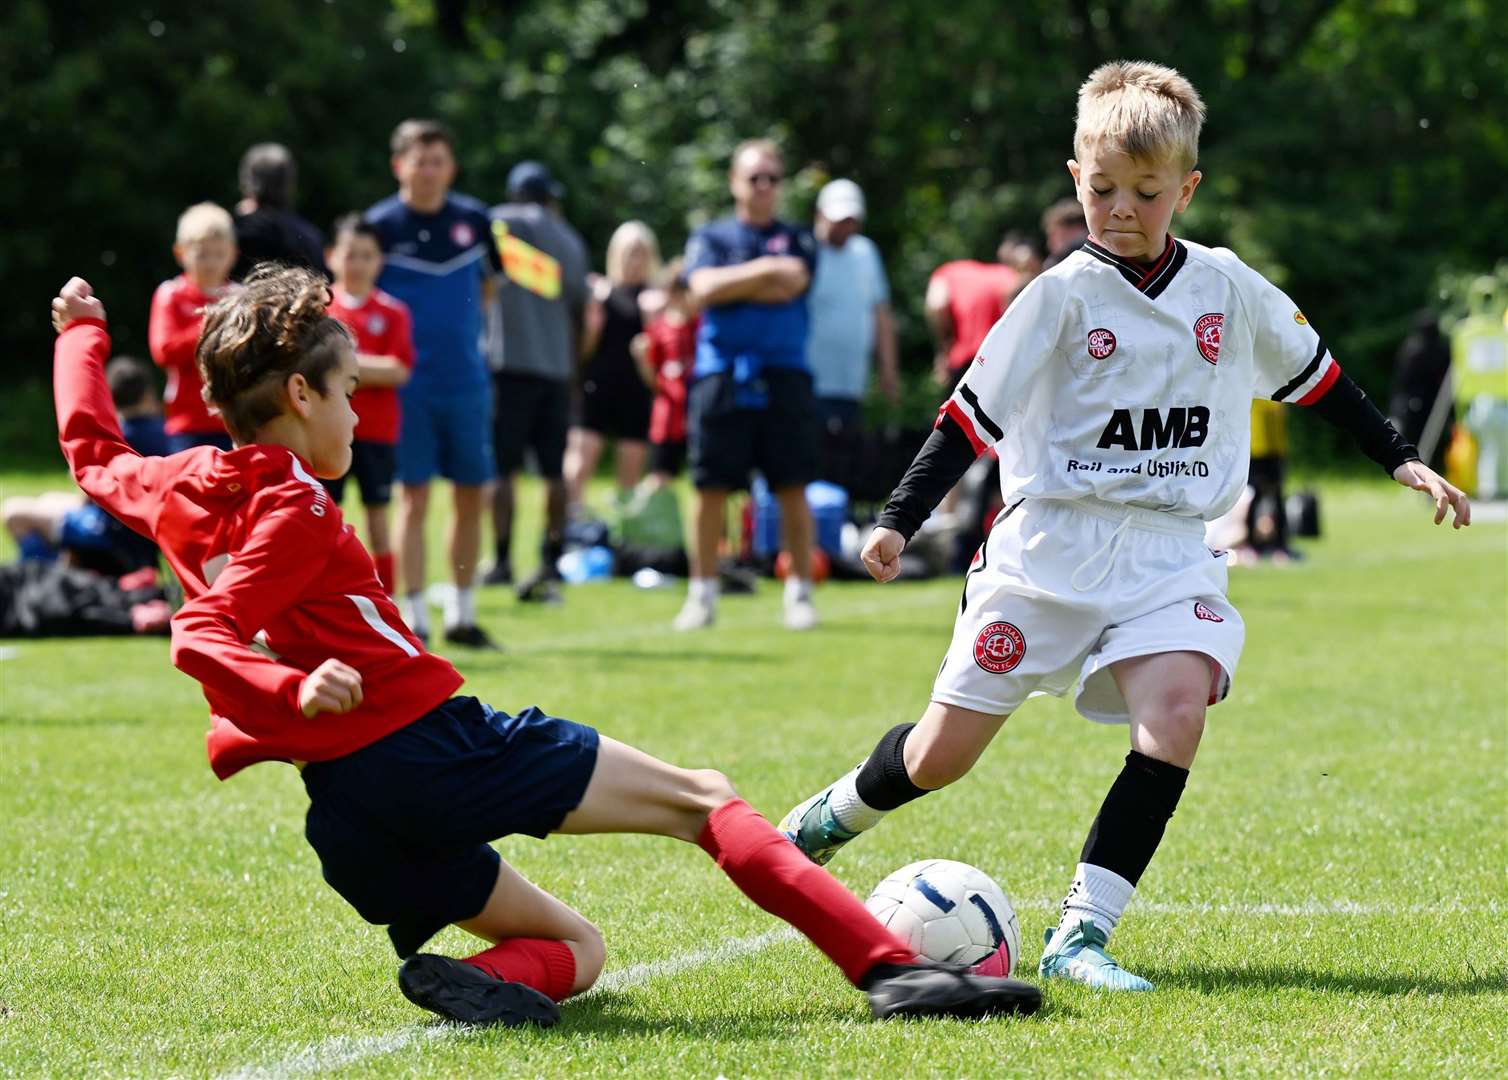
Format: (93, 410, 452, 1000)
(1083, 234, 1188, 299)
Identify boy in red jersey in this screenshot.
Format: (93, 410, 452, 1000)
(323, 214, 414, 594)
(633, 259, 698, 487)
(150, 202, 239, 452)
(50, 268, 1040, 1027)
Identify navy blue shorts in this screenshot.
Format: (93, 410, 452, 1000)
(397, 387, 496, 486)
(322, 440, 398, 507)
(301, 696, 599, 957)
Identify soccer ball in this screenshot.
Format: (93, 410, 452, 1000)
(865, 859, 1022, 976)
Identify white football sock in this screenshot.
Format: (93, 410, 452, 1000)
(403, 592, 430, 637)
(783, 575, 813, 604)
(454, 586, 477, 626)
(1055, 862, 1136, 941)
(689, 577, 719, 605)
(826, 765, 888, 832)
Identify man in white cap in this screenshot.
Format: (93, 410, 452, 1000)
(806, 179, 899, 486)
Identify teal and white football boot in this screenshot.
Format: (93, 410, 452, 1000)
(778, 770, 863, 866)
(1038, 920, 1154, 991)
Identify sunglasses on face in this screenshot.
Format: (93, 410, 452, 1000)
(747, 172, 784, 187)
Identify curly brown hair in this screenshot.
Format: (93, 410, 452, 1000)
(196, 265, 352, 443)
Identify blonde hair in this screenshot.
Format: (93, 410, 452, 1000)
(176, 201, 235, 246)
(605, 220, 661, 286)
(1074, 60, 1205, 171)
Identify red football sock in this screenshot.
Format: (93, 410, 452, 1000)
(374, 552, 396, 595)
(461, 938, 577, 1002)
(697, 798, 914, 986)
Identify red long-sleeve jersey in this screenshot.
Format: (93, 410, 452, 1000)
(55, 320, 462, 778)
(149, 275, 228, 436)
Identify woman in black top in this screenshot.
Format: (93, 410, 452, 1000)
(566, 221, 662, 508)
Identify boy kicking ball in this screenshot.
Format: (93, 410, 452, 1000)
(780, 60, 1470, 992)
(50, 268, 1041, 1027)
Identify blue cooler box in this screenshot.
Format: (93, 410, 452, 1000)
(751, 477, 848, 559)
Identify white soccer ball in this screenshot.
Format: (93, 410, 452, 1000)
(865, 859, 1022, 976)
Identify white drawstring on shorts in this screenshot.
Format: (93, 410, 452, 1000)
(1070, 513, 1134, 592)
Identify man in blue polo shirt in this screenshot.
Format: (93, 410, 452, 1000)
(366, 118, 500, 650)
(674, 138, 821, 632)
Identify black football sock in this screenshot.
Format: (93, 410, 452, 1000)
(540, 537, 564, 581)
(1055, 750, 1189, 940)
(1079, 749, 1189, 884)
(854, 722, 930, 811)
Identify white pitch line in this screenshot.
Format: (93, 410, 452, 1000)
(214, 897, 1499, 1079)
(215, 928, 800, 1080)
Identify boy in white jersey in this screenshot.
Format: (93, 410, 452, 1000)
(780, 60, 1471, 991)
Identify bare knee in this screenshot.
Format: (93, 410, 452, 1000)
(567, 921, 606, 994)
(1133, 697, 1206, 766)
(668, 768, 737, 843)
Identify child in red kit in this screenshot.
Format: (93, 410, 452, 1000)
(150, 202, 239, 452)
(50, 268, 1039, 1028)
(323, 214, 414, 593)
(633, 259, 698, 488)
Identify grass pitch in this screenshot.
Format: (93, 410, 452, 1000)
(1, 474, 1504, 1078)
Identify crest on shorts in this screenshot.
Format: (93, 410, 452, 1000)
(973, 621, 1026, 674)
(1193, 601, 1224, 623)
(1086, 328, 1117, 360)
(1293, 310, 1308, 326)
(450, 221, 476, 248)
(1193, 312, 1224, 365)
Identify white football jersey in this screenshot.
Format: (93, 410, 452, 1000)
(943, 236, 1340, 521)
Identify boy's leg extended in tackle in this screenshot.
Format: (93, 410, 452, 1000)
(780, 702, 1009, 865)
(553, 735, 1041, 1018)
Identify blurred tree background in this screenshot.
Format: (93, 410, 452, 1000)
(4, 0, 1505, 464)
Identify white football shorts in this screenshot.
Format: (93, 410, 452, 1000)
(932, 495, 1246, 724)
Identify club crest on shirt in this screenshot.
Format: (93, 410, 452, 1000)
(366, 312, 387, 336)
(1193, 312, 1224, 366)
(1293, 310, 1308, 325)
(765, 233, 790, 254)
(450, 221, 476, 248)
(973, 621, 1026, 674)
(1193, 601, 1224, 623)
(1087, 327, 1117, 360)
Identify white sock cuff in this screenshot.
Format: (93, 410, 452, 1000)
(1075, 862, 1136, 913)
(690, 577, 719, 603)
(828, 766, 886, 832)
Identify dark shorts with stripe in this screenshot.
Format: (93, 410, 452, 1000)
(301, 696, 599, 957)
(688, 368, 819, 491)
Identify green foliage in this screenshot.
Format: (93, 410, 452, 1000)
(6, 0, 1508, 460)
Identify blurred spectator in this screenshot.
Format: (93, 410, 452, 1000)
(633, 258, 698, 489)
(676, 138, 820, 632)
(1245, 399, 1295, 562)
(806, 179, 898, 488)
(1390, 309, 1453, 471)
(321, 214, 415, 595)
(1040, 197, 1089, 268)
(366, 118, 501, 648)
(1450, 278, 1508, 499)
(925, 231, 1030, 392)
(231, 143, 329, 281)
(569, 221, 660, 508)
(484, 160, 590, 604)
(4, 356, 164, 576)
(150, 202, 237, 452)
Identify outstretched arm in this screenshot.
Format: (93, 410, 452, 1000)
(51, 278, 171, 537)
(1308, 371, 1470, 527)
